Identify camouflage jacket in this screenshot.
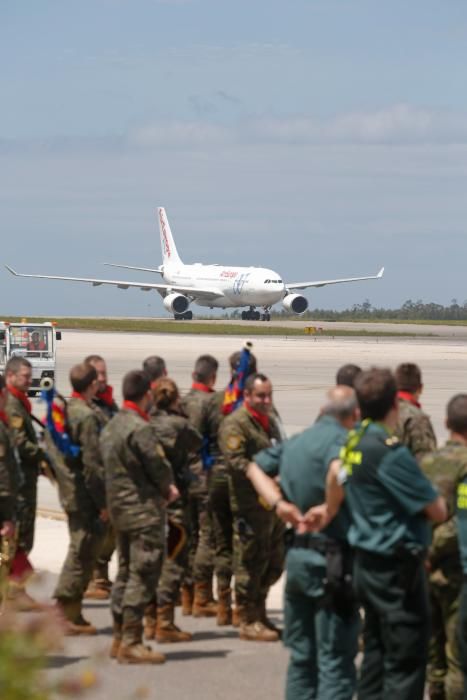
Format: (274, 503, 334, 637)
(181, 387, 215, 477)
(149, 407, 202, 494)
(219, 405, 282, 510)
(52, 397, 106, 515)
(92, 394, 119, 425)
(5, 392, 46, 473)
(100, 408, 174, 532)
(395, 397, 437, 462)
(0, 421, 19, 522)
(421, 439, 467, 581)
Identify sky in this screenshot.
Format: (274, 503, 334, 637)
(1, 0, 467, 317)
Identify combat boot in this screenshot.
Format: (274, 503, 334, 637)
(216, 588, 232, 626)
(143, 602, 157, 640)
(118, 622, 166, 665)
(156, 603, 193, 643)
(192, 582, 217, 618)
(181, 584, 194, 616)
(238, 606, 279, 642)
(84, 578, 111, 600)
(232, 606, 242, 628)
(56, 599, 97, 636)
(110, 621, 122, 659)
(258, 599, 282, 638)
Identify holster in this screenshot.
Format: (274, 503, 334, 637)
(394, 542, 426, 595)
(322, 541, 356, 620)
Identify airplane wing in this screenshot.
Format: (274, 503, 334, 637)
(103, 263, 163, 275)
(5, 266, 221, 300)
(286, 267, 384, 291)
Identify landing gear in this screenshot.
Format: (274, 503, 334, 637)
(241, 307, 264, 321)
(174, 310, 193, 320)
(261, 313, 271, 322)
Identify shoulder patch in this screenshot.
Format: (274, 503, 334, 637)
(10, 416, 23, 430)
(226, 434, 243, 451)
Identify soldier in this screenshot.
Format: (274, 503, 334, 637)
(421, 395, 467, 700)
(100, 370, 178, 664)
(0, 374, 19, 598)
(395, 363, 437, 461)
(142, 356, 167, 387)
(144, 377, 202, 643)
(53, 363, 107, 634)
(83, 354, 119, 600)
(336, 363, 362, 388)
(246, 386, 361, 700)
(325, 368, 447, 700)
(181, 355, 218, 618)
(219, 372, 285, 642)
(5, 356, 48, 610)
(454, 397, 467, 696)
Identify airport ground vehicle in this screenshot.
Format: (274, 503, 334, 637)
(0, 321, 62, 395)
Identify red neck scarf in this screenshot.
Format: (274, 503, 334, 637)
(245, 400, 270, 434)
(192, 382, 214, 393)
(96, 384, 114, 407)
(122, 400, 149, 422)
(397, 391, 421, 409)
(7, 385, 32, 414)
(71, 391, 87, 402)
(0, 411, 9, 427)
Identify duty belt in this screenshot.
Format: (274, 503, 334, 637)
(290, 534, 333, 553)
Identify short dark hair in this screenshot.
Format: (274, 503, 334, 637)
(84, 354, 105, 365)
(70, 363, 97, 394)
(0, 374, 5, 391)
(447, 394, 467, 435)
(6, 357, 32, 375)
(336, 364, 362, 388)
(229, 351, 257, 376)
(244, 372, 270, 393)
(122, 370, 150, 402)
(395, 363, 422, 393)
(354, 368, 397, 421)
(193, 355, 218, 384)
(143, 356, 167, 382)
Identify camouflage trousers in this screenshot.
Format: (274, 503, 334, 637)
(209, 467, 233, 591)
(186, 474, 215, 586)
(233, 505, 285, 609)
(92, 523, 116, 581)
(16, 469, 38, 554)
(157, 502, 190, 606)
(112, 526, 165, 631)
(54, 512, 104, 602)
(428, 574, 463, 700)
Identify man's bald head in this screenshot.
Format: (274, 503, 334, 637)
(321, 385, 359, 426)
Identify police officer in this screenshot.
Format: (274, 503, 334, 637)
(395, 363, 437, 462)
(84, 354, 119, 600)
(219, 372, 284, 642)
(247, 385, 361, 700)
(53, 363, 107, 635)
(325, 368, 447, 700)
(100, 370, 177, 664)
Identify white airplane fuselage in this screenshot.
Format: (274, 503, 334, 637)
(163, 263, 286, 309)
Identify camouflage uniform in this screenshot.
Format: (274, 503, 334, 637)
(219, 405, 285, 621)
(181, 387, 216, 587)
(148, 407, 202, 607)
(396, 396, 437, 462)
(421, 441, 467, 700)
(100, 407, 173, 645)
(89, 391, 119, 584)
(6, 391, 47, 553)
(0, 417, 19, 536)
(53, 397, 106, 605)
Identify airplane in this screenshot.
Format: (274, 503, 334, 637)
(6, 207, 384, 321)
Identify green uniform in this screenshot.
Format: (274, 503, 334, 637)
(100, 407, 173, 644)
(53, 397, 106, 604)
(255, 414, 359, 700)
(396, 396, 437, 462)
(89, 392, 119, 583)
(148, 407, 202, 606)
(219, 405, 285, 616)
(0, 419, 19, 524)
(6, 391, 47, 553)
(421, 441, 466, 700)
(181, 386, 216, 586)
(341, 420, 438, 700)
(454, 462, 467, 699)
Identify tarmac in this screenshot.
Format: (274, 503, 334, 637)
(28, 325, 467, 698)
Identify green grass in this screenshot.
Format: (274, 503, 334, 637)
(0, 315, 428, 337)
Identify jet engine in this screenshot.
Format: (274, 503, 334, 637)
(282, 294, 309, 315)
(163, 293, 190, 314)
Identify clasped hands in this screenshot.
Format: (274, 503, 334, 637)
(275, 500, 331, 534)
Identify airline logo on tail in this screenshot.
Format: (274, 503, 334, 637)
(159, 208, 171, 260)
